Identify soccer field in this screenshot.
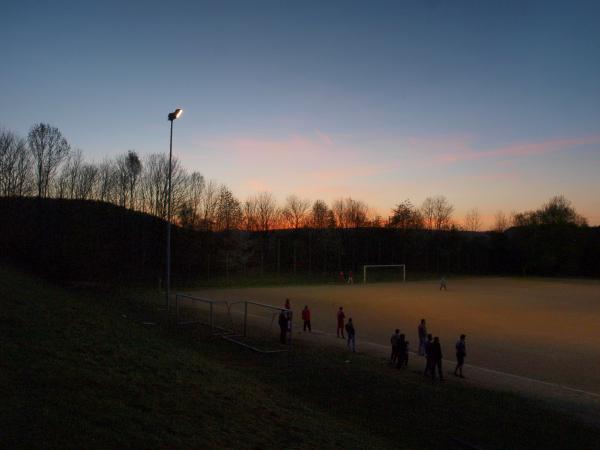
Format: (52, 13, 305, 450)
(192, 277, 600, 396)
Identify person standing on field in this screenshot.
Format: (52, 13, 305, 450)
(278, 310, 288, 344)
(284, 298, 292, 331)
(347, 270, 354, 284)
(439, 275, 447, 291)
(396, 334, 407, 368)
(423, 334, 433, 376)
(390, 329, 400, 364)
(418, 319, 427, 356)
(302, 305, 312, 332)
(337, 306, 346, 338)
(430, 336, 444, 381)
(339, 271, 345, 283)
(345, 318, 356, 352)
(454, 334, 467, 378)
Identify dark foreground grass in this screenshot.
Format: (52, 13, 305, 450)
(1, 265, 598, 449)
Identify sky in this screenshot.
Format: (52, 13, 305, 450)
(1, 0, 599, 226)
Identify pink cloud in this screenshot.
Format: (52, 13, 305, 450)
(433, 135, 600, 164)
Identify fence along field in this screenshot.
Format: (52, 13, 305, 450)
(175, 294, 292, 353)
(191, 277, 600, 396)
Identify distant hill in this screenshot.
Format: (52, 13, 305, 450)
(1, 197, 598, 284)
(0, 197, 204, 283)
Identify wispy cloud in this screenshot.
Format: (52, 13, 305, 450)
(432, 135, 600, 165)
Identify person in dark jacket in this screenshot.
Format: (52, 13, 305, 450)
(454, 334, 467, 377)
(345, 318, 356, 352)
(430, 336, 444, 380)
(278, 310, 288, 344)
(423, 334, 433, 376)
(418, 319, 427, 356)
(390, 329, 400, 364)
(396, 334, 408, 368)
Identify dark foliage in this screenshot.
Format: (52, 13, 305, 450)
(1, 197, 598, 283)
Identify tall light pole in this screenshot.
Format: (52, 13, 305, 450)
(166, 108, 183, 310)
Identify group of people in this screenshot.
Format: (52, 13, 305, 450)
(338, 270, 354, 284)
(279, 299, 467, 380)
(416, 319, 467, 379)
(336, 306, 356, 352)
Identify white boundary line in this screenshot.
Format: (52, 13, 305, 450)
(308, 329, 600, 399)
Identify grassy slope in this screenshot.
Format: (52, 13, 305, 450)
(1, 266, 598, 449)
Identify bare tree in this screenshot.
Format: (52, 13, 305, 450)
(464, 208, 482, 232)
(421, 197, 436, 230)
(282, 194, 310, 229)
(422, 196, 454, 230)
(115, 150, 142, 209)
(493, 211, 510, 232)
(126, 151, 142, 209)
(75, 164, 98, 200)
(332, 198, 348, 228)
(95, 159, 116, 203)
(0, 130, 32, 196)
(333, 197, 369, 228)
(215, 185, 242, 231)
(55, 149, 83, 198)
(345, 198, 369, 228)
(309, 199, 329, 228)
(242, 197, 259, 232)
(28, 123, 70, 198)
(256, 192, 279, 231)
(198, 179, 219, 230)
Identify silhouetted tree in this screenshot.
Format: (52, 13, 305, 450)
(282, 194, 310, 229)
(0, 129, 32, 196)
(28, 123, 70, 198)
(464, 208, 482, 232)
(390, 199, 424, 230)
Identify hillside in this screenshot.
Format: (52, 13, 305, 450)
(2, 265, 600, 449)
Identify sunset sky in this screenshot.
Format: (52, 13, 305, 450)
(1, 0, 599, 226)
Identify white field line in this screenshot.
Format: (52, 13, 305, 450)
(213, 306, 600, 399)
(308, 327, 600, 399)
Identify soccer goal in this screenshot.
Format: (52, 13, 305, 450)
(363, 264, 406, 283)
(175, 294, 234, 336)
(223, 300, 293, 353)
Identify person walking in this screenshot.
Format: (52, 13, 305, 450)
(302, 305, 312, 332)
(423, 334, 433, 376)
(336, 307, 346, 338)
(278, 310, 288, 344)
(430, 336, 444, 381)
(345, 318, 356, 352)
(418, 319, 427, 356)
(390, 329, 400, 364)
(454, 334, 467, 378)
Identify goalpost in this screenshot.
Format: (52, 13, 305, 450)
(363, 264, 406, 283)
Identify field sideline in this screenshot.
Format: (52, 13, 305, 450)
(193, 277, 600, 398)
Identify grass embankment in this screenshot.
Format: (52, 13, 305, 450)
(1, 266, 598, 449)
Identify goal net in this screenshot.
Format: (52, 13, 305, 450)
(363, 264, 406, 283)
(224, 300, 292, 353)
(175, 294, 234, 336)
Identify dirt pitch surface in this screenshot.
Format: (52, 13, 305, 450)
(192, 277, 600, 416)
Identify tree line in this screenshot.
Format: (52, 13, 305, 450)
(2, 122, 597, 283)
(3, 122, 573, 233)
